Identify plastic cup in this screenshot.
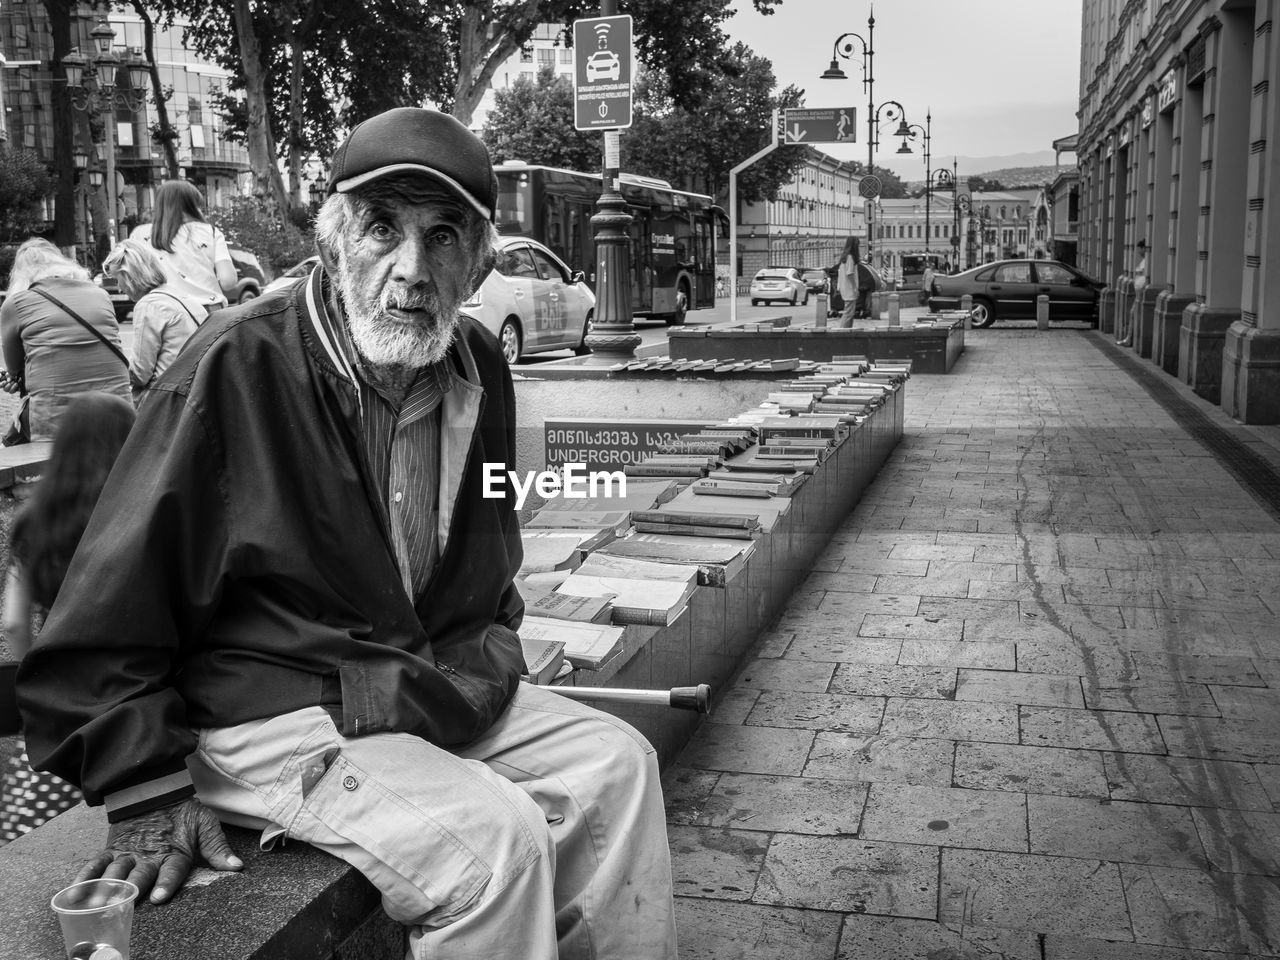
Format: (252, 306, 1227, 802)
(50, 878, 138, 960)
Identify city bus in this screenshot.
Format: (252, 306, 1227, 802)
(492, 163, 721, 325)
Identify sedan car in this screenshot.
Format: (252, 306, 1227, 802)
(586, 50, 621, 82)
(262, 255, 320, 296)
(749, 268, 809, 307)
(927, 258, 1104, 328)
(799, 268, 829, 296)
(462, 236, 595, 364)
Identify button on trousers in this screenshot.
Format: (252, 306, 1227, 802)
(188, 683, 678, 960)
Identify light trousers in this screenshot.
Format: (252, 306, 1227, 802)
(188, 683, 678, 960)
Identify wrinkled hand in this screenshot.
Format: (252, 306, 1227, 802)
(75, 798, 243, 905)
(0, 371, 19, 394)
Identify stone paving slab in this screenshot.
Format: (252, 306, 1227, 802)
(1121, 863, 1280, 954)
(754, 835, 937, 917)
(1027, 795, 1208, 869)
(835, 915, 1041, 960)
(674, 898, 843, 960)
(667, 330, 1280, 958)
(939, 849, 1133, 940)
(954, 741, 1110, 798)
(1101, 751, 1274, 810)
(859, 783, 1028, 852)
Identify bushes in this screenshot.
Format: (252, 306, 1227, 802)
(0, 149, 51, 243)
(208, 196, 313, 279)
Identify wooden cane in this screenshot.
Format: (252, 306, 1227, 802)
(541, 683, 712, 714)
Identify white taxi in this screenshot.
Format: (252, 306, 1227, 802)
(462, 237, 595, 364)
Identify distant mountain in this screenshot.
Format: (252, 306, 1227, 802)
(882, 149, 1072, 182)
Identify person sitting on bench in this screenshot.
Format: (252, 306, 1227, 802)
(17, 107, 677, 960)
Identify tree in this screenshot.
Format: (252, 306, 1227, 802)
(449, 0, 783, 126)
(480, 67, 599, 170)
(128, 1, 180, 179)
(0, 148, 53, 240)
(620, 46, 807, 207)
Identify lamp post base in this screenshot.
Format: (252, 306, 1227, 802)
(586, 180, 639, 361)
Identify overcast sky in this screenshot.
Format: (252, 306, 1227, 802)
(725, 0, 1083, 176)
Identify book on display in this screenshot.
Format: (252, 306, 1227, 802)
(520, 635, 567, 685)
(519, 616, 626, 670)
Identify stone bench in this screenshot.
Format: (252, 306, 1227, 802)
(0, 389, 905, 958)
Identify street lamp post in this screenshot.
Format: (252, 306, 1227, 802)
(820, 15, 875, 258)
(61, 20, 151, 255)
(900, 110, 932, 255)
(929, 166, 954, 268)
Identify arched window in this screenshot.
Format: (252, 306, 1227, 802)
(1000, 205, 1007, 219)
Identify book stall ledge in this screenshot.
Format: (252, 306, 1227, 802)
(513, 358, 908, 765)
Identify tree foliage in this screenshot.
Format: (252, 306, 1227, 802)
(480, 67, 599, 171)
(621, 45, 806, 207)
(0, 148, 53, 240)
(208, 195, 312, 276)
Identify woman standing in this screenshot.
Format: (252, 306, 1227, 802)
(1, 391, 136, 843)
(835, 235, 861, 327)
(102, 238, 205, 403)
(0, 240, 131, 441)
(131, 180, 236, 317)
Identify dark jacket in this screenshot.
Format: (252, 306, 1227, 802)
(17, 272, 526, 817)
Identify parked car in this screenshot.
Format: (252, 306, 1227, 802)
(461, 236, 594, 364)
(799, 268, 829, 296)
(927, 258, 1104, 328)
(96, 245, 263, 322)
(749, 267, 808, 307)
(262, 255, 320, 296)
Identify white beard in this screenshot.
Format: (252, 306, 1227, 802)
(339, 271, 461, 369)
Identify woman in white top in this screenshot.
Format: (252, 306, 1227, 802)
(131, 180, 235, 317)
(102, 238, 205, 403)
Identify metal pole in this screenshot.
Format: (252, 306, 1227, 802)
(728, 109, 780, 329)
(865, 9, 875, 263)
(584, 0, 641, 360)
(104, 109, 117, 248)
(923, 110, 931, 257)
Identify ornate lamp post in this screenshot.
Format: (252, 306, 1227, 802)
(62, 20, 151, 251)
(901, 110, 933, 255)
(930, 167, 954, 267)
(819, 15, 876, 258)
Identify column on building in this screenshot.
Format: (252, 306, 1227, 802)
(1131, 96, 1158, 356)
(1181, 14, 1250, 403)
(1223, 1, 1280, 422)
(1114, 114, 1139, 345)
(1152, 66, 1190, 376)
(1097, 140, 1119, 333)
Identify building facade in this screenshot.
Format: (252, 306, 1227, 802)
(735, 146, 865, 279)
(469, 23, 575, 134)
(1078, 0, 1280, 423)
(1, 3, 250, 248)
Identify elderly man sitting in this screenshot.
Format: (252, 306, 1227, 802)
(18, 108, 677, 960)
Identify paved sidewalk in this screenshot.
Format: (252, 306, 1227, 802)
(665, 327, 1280, 959)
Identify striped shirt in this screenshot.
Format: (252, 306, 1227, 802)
(321, 280, 452, 601)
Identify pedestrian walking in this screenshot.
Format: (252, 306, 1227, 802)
(0, 239, 131, 442)
(18, 107, 676, 960)
(102, 238, 205, 404)
(1, 391, 135, 845)
(131, 180, 236, 318)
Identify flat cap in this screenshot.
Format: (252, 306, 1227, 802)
(327, 107, 497, 221)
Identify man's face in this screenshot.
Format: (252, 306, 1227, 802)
(335, 182, 478, 369)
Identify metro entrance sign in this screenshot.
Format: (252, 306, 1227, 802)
(573, 15, 633, 130)
(782, 107, 859, 145)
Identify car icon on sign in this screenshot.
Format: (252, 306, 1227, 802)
(586, 49, 621, 82)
